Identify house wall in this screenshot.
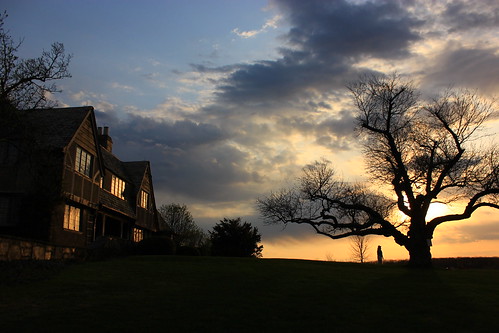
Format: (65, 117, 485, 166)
(0, 235, 81, 260)
(136, 208, 157, 232)
(0, 143, 64, 241)
(61, 116, 101, 206)
(49, 203, 94, 248)
(53, 115, 100, 247)
(135, 169, 159, 232)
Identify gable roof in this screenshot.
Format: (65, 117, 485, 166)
(20, 106, 105, 176)
(101, 150, 149, 191)
(23, 107, 94, 150)
(123, 161, 150, 190)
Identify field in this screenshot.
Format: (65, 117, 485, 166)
(1, 256, 499, 332)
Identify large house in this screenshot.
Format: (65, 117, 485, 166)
(0, 106, 161, 251)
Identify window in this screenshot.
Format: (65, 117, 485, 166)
(140, 190, 149, 209)
(111, 174, 125, 199)
(133, 228, 144, 242)
(64, 205, 81, 231)
(75, 146, 93, 177)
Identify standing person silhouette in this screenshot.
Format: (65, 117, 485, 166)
(377, 245, 383, 264)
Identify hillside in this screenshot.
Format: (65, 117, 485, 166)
(1, 256, 499, 332)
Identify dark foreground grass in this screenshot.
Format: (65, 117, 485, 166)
(1, 256, 498, 332)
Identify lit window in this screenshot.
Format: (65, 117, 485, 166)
(64, 205, 81, 231)
(140, 190, 149, 209)
(133, 228, 144, 242)
(111, 174, 125, 199)
(75, 146, 93, 177)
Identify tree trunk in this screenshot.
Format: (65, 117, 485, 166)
(406, 214, 433, 268)
(408, 246, 432, 268)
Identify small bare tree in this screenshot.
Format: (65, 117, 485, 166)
(258, 74, 499, 268)
(350, 235, 370, 263)
(0, 12, 71, 109)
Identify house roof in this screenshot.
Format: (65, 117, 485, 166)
(23, 107, 94, 150)
(101, 149, 130, 180)
(99, 189, 136, 219)
(123, 161, 149, 190)
(101, 150, 149, 191)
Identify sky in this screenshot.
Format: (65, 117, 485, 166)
(3, 0, 499, 261)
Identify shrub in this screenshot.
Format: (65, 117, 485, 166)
(87, 237, 133, 260)
(135, 237, 176, 255)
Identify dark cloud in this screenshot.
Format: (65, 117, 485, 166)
(278, 0, 422, 60)
(443, 0, 499, 32)
(214, 59, 350, 108)
(96, 111, 226, 149)
(200, 0, 422, 113)
(190, 63, 240, 74)
(95, 111, 264, 202)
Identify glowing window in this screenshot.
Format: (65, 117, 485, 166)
(133, 228, 144, 242)
(64, 205, 81, 231)
(111, 174, 125, 199)
(140, 190, 149, 209)
(75, 146, 92, 177)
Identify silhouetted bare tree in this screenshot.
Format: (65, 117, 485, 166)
(350, 235, 370, 263)
(0, 12, 71, 110)
(258, 74, 498, 267)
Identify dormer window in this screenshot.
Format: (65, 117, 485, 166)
(140, 190, 149, 209)
(75, 146, 92, 177)
(111, 174, 126, 199)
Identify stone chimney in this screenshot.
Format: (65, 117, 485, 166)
(98, 126, 113, 152)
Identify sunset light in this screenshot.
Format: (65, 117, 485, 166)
(2, 0, 498, 262)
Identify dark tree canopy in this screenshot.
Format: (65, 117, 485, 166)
(258, 74, 498, 267)
(0, 12, 71, 110)
(210, 218, 263, 258)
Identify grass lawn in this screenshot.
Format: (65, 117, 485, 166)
(1, 256, 498, 332)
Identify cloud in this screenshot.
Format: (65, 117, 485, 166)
(442, 0, 499, 32)
(95, 112, 227, 150)
(421, 46, 499, 94)
(110, 82, 136, 93)
(277, 0, 422, 59)
(93, 110, 268, 204)
(85, 0, 499, 251)
(209, 0, 423, 116)
(232, 14, 281, 39)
